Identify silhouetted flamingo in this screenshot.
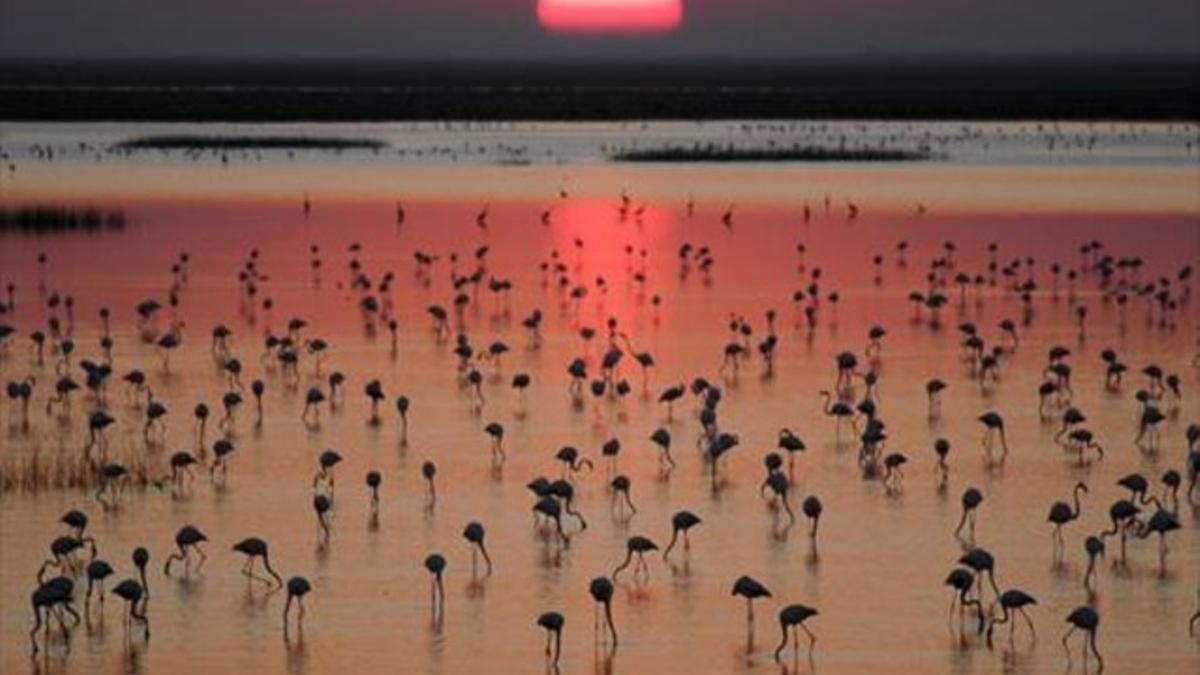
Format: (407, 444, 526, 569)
(1062, 606, 1101, 672)
(537, 611, 564, 666)
(112, 579, 149, 640)
(30, 576, 77, 653)
(1048, 482, 1087, 554)
(978, 412, 1008, 458)
(589, 576, 617, 645)
(422, 460, 437, 504)
(649, 427, 675, 468)
(163, 525, 207, 576)
(773, 604, 818, 661)
(663, 510, 701, 560)
(313, 449, 342, 493)
(425, 553, 446, 611)
(233, 537, 283, 588)
(283, 576, 311, 632)
(945, 568, 985, 631)
(959, 548, 1001, 601)
(612, 536, 658, 581)
(778, 428, 806, 477)
(84, 559, 114, 615)
(462, 522, 492, 574)
(957, 487, 983, 540)
(987, 589, 1037, 649)
(732, 575, 772, 639)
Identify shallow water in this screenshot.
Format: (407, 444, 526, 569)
(1, 121, 1198, 675)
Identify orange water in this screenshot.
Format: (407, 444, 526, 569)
(1, 122, 1198, 674)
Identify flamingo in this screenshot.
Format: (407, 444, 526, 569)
(945, 568, 985, 631)
(232, 537, 283, 587)
(1062, 606, 1101, 672)
(956, 487, 983, 540)
(283, 576, 311, 633)
(663, 510, 701, 560)
(112, 579, 149, 640)
(773, 604, 818, 662)
(732, 576, 772, 640)
(1047, 482, 1087, 554)
(462, 522, 492, 575)
(537, 611, 564, 666)
(588, 577, 617, 645)
(987, 589, 1037, 649)
(163, 525, 207, 576)
(612, 536, 658, 581)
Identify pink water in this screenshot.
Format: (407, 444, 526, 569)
(1, 121, 1198, 674)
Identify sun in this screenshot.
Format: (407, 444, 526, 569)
(538, 0, 683, 34)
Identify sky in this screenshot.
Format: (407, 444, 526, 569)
(1, 0, 1197, 60)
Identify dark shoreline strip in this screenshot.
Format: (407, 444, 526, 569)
(112, 135, 387, 150)
(609, 145, 933, 162)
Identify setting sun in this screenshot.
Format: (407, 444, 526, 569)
(538, 0, 683, 33)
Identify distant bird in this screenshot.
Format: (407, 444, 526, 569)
(537, 611, 565, 666)
(424, 553, 446, 611)
(313, 449, 342, 492)
(802, 496, 823, 542)
(956, 488, 983, 540)
(945, 568, 985, 630)
(29, 576, 77, 654)
(112, 579, 149, 640)
(663, 510, 701, 560)
(462, 522, 492, 575)
(1062, 606, 1101, 671)
(1047, 482, 1087, 554)
(732, 575, 772, 634)
(987, 589, 1037, 649)
(84, 559, 114, 614)
(773, 604, 818, 662)
(283, 576, 311, 632)
(313, 494, 332, 539)
(978, 412, 1008, 458)
(589, 576, 617, 645)
(777, 428, 806, 476)
(959, 548, 1001, 601)
(612, 536, 658, 581)
(659, 384, 685, 420)
(232, 537, 283, 588)
(366, 470, 382, 510)
(163, 525, 207, 576)
(1083, 536, 1105, 590)
(650, 427, 675, 469)
(422, 461, 437, 504)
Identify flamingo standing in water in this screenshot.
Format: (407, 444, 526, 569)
(29, 576, 77, 654)
(612, 536, 658, 582)
(283, 576, 311, 633)
(112, 579, 149, 641)
(1062, 606, 1101, 672)
(588, 576, 617, 645)
(945, 567, 985, 632)
(662, 510, 701, 560)
(1083, 536, 1105, 591)
(773, 604, 818, 662)
(232, 537, 283, 588)
(163, 525, 207, 576)
(956, 487, 984, 540)
(987, 589, 1037, 649)
(462, 522, 493, 575)
(731, 575, 772, 643)
(1047, 482, 1087, 556)
(537, 611, 564, 666)
(978, 412, 1008, 459)
(425, 553, 446, 613)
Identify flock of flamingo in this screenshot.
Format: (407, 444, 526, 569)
(1, 190, 1198, 674)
